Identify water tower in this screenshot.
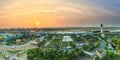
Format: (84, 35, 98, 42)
(100, 24, 103, 33)
(100, 24, 105, 38)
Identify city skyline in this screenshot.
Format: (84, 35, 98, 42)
(0, 0, 120, 28)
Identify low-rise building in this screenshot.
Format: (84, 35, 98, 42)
(0, 36, 5, 42)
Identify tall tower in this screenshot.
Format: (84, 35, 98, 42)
(101, 24, 103, 33)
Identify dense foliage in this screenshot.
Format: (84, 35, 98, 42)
(27, 48, 83, 60)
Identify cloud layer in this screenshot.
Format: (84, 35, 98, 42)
(0, 0, 120, 28)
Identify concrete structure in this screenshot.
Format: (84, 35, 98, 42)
(110, 30, 120, 33)
(13, 57, 18, 60)
(56, 31, 87, 34)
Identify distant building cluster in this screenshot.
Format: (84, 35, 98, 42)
(0, 32, 23, 42)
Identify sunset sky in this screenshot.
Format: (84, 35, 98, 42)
(0, 0, 120, 28)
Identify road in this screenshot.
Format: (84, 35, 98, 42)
(0, 36, 45, 60)
(80, 40, 106, 60)
(10, 49, 28, 60)
(98, 40, 106, 51)
(0, 36, 46, 51)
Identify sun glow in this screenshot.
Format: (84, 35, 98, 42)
(35, 22, 40, 26)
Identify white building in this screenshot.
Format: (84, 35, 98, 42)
(62, 36, 73, 42)
(60, 36, 73, 50)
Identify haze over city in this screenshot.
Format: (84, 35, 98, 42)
(1, 1, 120, 60)
(0, 0, 120, 28)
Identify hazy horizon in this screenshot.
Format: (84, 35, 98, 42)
(0, 0, 120, 28)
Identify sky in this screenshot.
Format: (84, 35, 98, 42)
(0, 0, 120, 28)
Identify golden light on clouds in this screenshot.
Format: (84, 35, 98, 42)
(0, 0, 119, 28)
